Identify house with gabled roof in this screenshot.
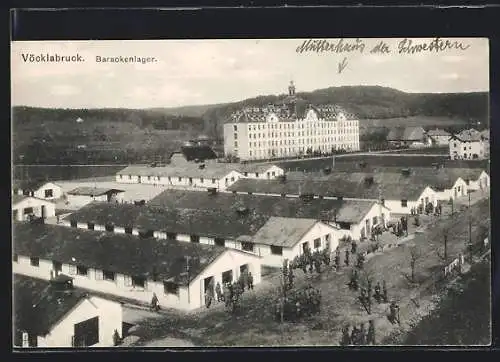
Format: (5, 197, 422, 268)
(449, 128, 489, 160)
(115, 163, 244, 191)
(12, 194, 56, 222)
(426, 128, 451, 146)
(13, 180, 62, 201)
(66, 187, 125, 207)
(13, 274, 122, 348)
(250, 217, 339, 267)
(386, 126, 429, 148)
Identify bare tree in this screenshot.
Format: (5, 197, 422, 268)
(437, 226, 450, 262)
(358, 270, 374, 314)
(409, 246, 422, 283)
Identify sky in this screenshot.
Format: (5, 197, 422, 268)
(11, 38, 489, 109)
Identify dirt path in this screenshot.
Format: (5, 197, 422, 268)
(125, 197, 489, 347)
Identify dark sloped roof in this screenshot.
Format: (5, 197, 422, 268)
(226, 175, 429, 201)
(13, 223, 226, 286)
(148, 189, 379, 224)
(426, 128, 450, 137)
(67, 202, 143, 226)
(135, 207, 270, 240)
(13, 180, 57, 192)
(67, 202, 271, 240)
(12, 194, 29, 204)
(227, 103, 356, 124)
(67, 187, 124, 196)
(387, 127, 426, 141)
(14, 274, 88, 336)
(12, 194, 55, 206)
(452, 129, 484, 142)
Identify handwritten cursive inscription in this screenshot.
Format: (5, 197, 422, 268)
(398, 37, 470, 54)
(296, 38, 366, 54)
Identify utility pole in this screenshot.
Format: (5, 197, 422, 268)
(468, 191, 473, 263)
(186, 256, 191, 305)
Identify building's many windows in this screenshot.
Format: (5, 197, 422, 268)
(190, 235, 200, 243)
(77, 265, 88, 276)
(314, 238, 321, 249)
(401, 200, 408, 207)
(103, 270, 115, 281)
(270, 245, 283, 255)
(214, 238, 225, 247)
(131, 276, 146, 288)
(23, 207, 34, 215)
(164, 281, 179, 295)
(53, 261, 62, 272)
(44, 189, 53, 198)
(241, 242, 255, 252)
(30, 257, 39, 267)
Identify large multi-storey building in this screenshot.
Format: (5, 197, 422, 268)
(449, 128, 490, 160)
(224, 82, 360, 161)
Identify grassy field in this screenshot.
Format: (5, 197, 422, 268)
(397, 258, 491, 345)
(389, 147, 450, 155)
(278, 154, 488, 172)
(13, 165, 126, 181)
(360, 116, 469, 129)
(127, 196, 490, 347)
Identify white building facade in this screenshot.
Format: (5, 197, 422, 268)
(37, 296, 123, 348)
(14, 182, 63, 201)
(434, 177, 468, 202)
(224, 82, 360, 161)
(383, 186, 438, 215)
(467, 170, 490, 192)
(12, 196, 56, 221)
(115, 166, 244, 192)
(449, 129, 489, 160)
(251, 219, 340, 267)
(13, 248, 262, 311)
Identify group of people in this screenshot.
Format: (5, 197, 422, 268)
(388, 301, 401, 325)
(274, 284, 322, 321)
(209, 271, 254, 309)
(341, 320, 376, 345)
